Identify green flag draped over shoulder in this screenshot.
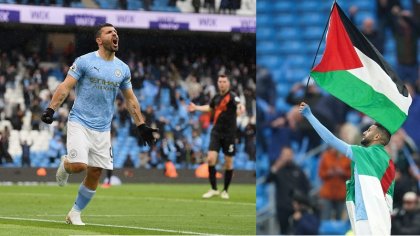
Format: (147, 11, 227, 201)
(348, 145, 395, 235)
(310, 2, 412, 134)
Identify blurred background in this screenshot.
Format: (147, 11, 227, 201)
(257, 0, 420, 235)
(0, 0, 256, 180)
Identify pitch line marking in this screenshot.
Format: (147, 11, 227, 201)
(0, 216, 222, 235)
(34, 214, 256, 217)
(0, 192, 255, 206)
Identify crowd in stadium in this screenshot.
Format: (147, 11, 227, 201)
(257, 0, 420, 234)
(0, 37, 256, 170)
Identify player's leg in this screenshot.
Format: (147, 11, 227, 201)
(220, 135, 235, 199)
(66, 167, 103, 225)
(203, 132, 222, 198)
(202, 150, 220, 198)
(221, 155, 233, 199)
(57, 121, 90, 186)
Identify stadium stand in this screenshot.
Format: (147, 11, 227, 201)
(257, 0, 420, 234)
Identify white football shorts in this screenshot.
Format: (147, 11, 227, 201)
(66, 121, 113, 170)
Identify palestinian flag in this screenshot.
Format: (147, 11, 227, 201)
(310, 2, 412, 134)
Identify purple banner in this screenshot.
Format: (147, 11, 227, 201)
(231, 26, 256, 33)
(0, 9, 19, 23)
(231, 19, 256, 33)
(150, 18, 189, 30)
(65, 14, 106, 26)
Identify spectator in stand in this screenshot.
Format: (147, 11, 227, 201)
(391, 6, 419, 85)
(204, 0, 216, 13)
(376, 0, 401, 48)
(391, 191, 420, 235)
(402, 83, 420, 149)
(289, 191, 320, 235)
(143, 0, 152, 11)
(318, 123, 356, 220)
(266, 146, 311, 234)
(192, 0, 200, 13)
(11, 104, 24, 130)
(0, 130, 13, 164)
(20, 139, 33, 167)
(30, 97, 43, 130)
(349, 6, 384, 53)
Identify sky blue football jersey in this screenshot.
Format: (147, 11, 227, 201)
(67, 51, 132, 131)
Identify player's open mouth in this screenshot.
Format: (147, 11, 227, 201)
(112, 38, 118, 46)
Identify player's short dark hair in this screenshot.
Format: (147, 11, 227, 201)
(95, 23, 115, 39)
(374, 122, 391, 146)
(218, 74, 231, 83)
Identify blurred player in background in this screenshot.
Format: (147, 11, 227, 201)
(41, 23, 158, 225)
(188, 75, 244, 199)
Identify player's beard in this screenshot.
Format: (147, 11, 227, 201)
(361, 135, 372, 147)
(104, 41, 118, 52)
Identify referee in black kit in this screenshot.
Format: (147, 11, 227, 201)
(188, 75, 244, 199)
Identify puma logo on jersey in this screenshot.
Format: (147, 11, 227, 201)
(93, 66, 100, 72)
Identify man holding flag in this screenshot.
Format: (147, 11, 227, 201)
(300, 102, 393, 235)
(298, 2, 413, 235)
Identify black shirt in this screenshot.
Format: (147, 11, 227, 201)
(209, 90, 238, 135)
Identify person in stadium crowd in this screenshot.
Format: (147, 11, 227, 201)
(299, 102, 395, 235)
(188, 75, 244, 199)
(41, 23, 158, 225)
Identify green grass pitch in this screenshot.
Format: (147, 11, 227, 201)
(0, 183, 255, 235)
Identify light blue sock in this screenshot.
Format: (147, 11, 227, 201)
(73, 184, 96, 211)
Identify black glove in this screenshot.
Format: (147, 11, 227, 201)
(41, 108, 55, 124)
(137, 124, 159, 146)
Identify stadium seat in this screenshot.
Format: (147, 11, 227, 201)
(257, 15, 273, 27)
(257, 27, 275, 41)
(274, 14, 295, 26)
(273, 1, 295, 12)
(319, 220, 351, 235)
(296, 1, 319, 12)
(256, 1, 271, 14)
(298, 13, 325, 26)
(302, 26, 324, 40)
(276, 27, 300, 41)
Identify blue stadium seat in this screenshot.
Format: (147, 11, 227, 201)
(302, 26, 324, 40)
(257, 1, 271, 14)
(276, 27, 300, 41)
(258, 55, 283, 69)
(257, 27, 275, 41)
(274, 14, 295, 26)
(298, 13, 325, 26)
(319, 220, 351, 235)
(257, 15, 273, 27)
(257, 41, 279, 55)
(273, 1, 295, 12)
(127, 0, 143, 10)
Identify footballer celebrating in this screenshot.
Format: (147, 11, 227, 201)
(189, 75, 244, 199)
(41, 23, 158, 225)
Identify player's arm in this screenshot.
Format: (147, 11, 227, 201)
(121, 88, 144, 126)
(188, 103, 212, 113)
(121, 88, 158, 146)
(299, 102, 353, 159)
(41, 75, 77, 124)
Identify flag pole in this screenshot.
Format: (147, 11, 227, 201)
(304, 0, 337, 100)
